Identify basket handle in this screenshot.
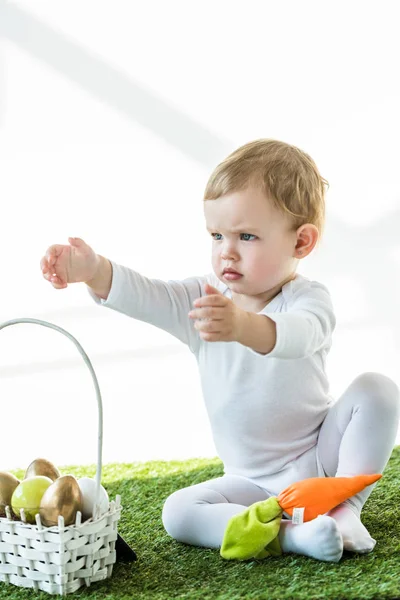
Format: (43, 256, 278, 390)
(0, 318, 103, 519)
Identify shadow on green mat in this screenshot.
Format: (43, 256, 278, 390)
(2, 448, 400, 600)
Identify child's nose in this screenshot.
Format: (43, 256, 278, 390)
(221, 243, 238, 260)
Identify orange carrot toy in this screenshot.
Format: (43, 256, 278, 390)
(221, 473, 382, 560)
(278, 473, 381, 523)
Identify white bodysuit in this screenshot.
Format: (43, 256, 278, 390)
(90, 261, 336, 495)
(89, 261, 400, 550)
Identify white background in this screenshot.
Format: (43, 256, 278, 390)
(0, 0, 399, 471)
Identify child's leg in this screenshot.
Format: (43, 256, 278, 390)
(162, 475, 269, 548)
(162, 474, 343, 561)
(317, 372, 400, 552)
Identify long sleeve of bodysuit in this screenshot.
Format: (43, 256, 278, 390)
(88, 260, 206, 353)
(255, 278, 336, 360)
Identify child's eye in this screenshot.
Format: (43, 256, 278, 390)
(210, 232, 257, 241)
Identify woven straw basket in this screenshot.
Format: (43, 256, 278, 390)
(0, 318, 122, 595)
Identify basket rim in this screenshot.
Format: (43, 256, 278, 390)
(0, 495, 121, 533)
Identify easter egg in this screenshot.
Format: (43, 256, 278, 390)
(77, 477, 109, 520)
(25, 458, 60, 482)
(11, 476, 53, 523)
(39, 475, 83, 527)
(0, 472, 20, 517)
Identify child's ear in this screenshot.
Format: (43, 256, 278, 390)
(294, 224, 319, 259)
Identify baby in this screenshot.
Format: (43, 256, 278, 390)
(40, 139, 400, 562)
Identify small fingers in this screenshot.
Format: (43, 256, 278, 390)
(50, 273, 65, 284)
(40, 256, 58, 280)
(193, 296, 226, 308)
(41, 264, 67, 288)
(189, 307, 223, 320)
(41, 247, 68, 289)
(50, 275, 67, 289)
(40, 256, 50, 274)
(45, 244, 66, 265)
(193, 320, 221, 334)
(199, 332, 219, 342)
(68, 237, 86, 248)
(52, 283, 68, 289)
(41, 258, 55, 282)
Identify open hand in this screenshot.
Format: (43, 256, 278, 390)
(40, 237, 99, 289)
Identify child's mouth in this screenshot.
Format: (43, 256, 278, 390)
(223, 271, 242, 281)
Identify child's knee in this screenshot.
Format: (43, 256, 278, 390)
(162, 488, 192, 541)
(162, 483, 227, 542)
(353, 372, 400, 418)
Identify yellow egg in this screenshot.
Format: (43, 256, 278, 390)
(0, 472, 20, 517)
(25, 458, 60, 481)
(39, 475, 83, 527)
(11, 476, 53, 523)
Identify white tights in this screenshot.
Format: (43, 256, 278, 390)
(162, 373, 400, 561)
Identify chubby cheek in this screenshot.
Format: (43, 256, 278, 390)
(248, 257, 275, 282)
(211, 248, 221, 273)
(248, 248, 290, 284)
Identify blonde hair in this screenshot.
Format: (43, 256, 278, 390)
(204, 139, 328, 235)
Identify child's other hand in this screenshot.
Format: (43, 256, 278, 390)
(40, 237, 100, 289)
(189, 283, 243, 342)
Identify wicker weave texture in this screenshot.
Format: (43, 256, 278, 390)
(0, 498, 121, 595)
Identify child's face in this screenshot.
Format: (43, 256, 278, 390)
(204, 186, 298, 305)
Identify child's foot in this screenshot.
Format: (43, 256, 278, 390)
(327, 503, 376, 553)
(278, 515, 343, 562)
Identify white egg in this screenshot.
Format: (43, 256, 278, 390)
(77, 477, 109, 520)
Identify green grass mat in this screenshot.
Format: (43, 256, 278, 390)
(1, 448, 399, 599)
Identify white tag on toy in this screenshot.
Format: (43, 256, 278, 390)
(292, 507, 305, 525)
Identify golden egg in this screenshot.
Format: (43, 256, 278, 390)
(25, 458, 60, 482)
(0, 472, 20, 517)
(39, 475, 83, 527)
